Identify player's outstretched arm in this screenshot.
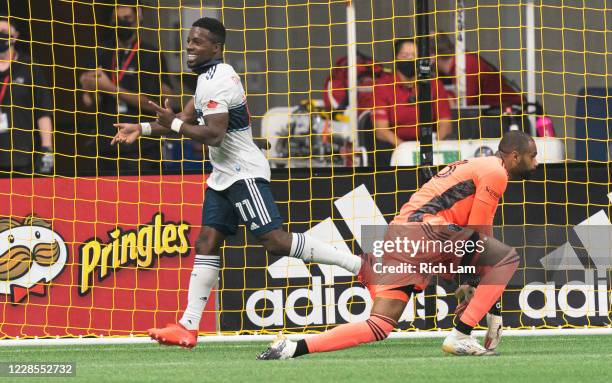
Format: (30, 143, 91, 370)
(111, 123, 142, 145)
(111, 121, 172, 145)
(175, 99, 197, 124)
(112, 118, 175, 144)
(111, 99, 198, 146)
(190, 113, 228, 146)
(149, 99, 228, 147)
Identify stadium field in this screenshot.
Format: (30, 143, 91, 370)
(2, 335, 611, 382)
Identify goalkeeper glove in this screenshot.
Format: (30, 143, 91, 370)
(454, 285, 504, 350)
(484, 307, 503, 350)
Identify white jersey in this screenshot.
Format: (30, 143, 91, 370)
(194, 62, 270, 191)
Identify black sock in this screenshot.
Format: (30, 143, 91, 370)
(488, 300, 501, 316)
(293, 339, 309, 358)
(455, 319, 473, 336)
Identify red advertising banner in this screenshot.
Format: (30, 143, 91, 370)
(0, 174, 215, 338)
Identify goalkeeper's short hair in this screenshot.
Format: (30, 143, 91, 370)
(499, 130, 534, 155)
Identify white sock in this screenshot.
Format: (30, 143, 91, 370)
(289, 233, 362, 274)
(179, 255, 220, 331)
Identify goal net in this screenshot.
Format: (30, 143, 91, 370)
(0, 0, 610, 340)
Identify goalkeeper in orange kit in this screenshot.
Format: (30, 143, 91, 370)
(258, 131, 538, 359)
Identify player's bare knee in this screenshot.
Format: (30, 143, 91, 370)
(195, 237, 213, 254)
(507, 247, 518, 259)
(195, 228, 224, 254)
(481, 238, 518, 266)
(371, 297, 406, 323)
(502, 247, 520, 268)
(366, 313, 397, 341)
(258, 230, 291, 255)
(483, 245, 519, 276)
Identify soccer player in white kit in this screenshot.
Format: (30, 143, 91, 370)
(111, 17, 362, 349)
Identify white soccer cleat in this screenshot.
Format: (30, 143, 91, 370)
(442, 329, 499, 356)
(257, 332, 297, 360)
(484, 313, 503, 350)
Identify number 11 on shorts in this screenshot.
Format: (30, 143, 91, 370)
(235, 199, 256, 221)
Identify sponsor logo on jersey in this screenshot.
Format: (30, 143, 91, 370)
(207, 100, 219, 109)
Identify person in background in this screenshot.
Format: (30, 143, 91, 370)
(433, 33, 523, 109)
(0, 15, 54, 175)
(371, 39, 452, 165)
(324, 52, 394, 116)
(79, 1, 172, 174)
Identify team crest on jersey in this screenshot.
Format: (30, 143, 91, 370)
(207, 100, 219, 109)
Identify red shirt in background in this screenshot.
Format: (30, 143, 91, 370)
(372, 74, 452, 141)
(325, 70, 395, 114)
(447, 53, 523, 107)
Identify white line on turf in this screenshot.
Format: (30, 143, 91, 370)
(1, 328, 612, 347)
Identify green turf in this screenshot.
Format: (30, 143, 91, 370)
(1, 335, 611, 382)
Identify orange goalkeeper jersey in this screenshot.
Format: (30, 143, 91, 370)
(393, 156, 508, 227)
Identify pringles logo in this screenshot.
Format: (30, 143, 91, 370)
(78, 213, 190, 295)
(0, 215, 68, 303)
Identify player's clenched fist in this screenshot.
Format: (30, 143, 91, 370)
(112, 123, 141, 145)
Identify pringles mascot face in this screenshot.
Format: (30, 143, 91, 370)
(0, 216, 68, 303)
